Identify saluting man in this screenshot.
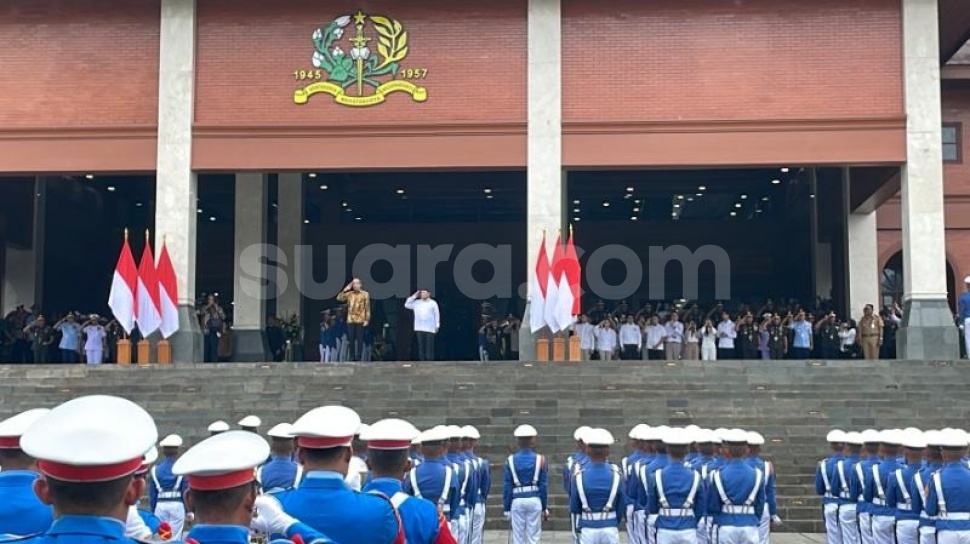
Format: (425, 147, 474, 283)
(150, 434, 189, 540)
(648, 428, 706, 544)
(505, 425, 549, 544)
(403, 427, 461, 523)
(570, 428, 626, 544)
(258, 423, 303, 492)
(816, 430, 846, 544)
(0, 408, 53, 535)
(708, 429, 766, 544)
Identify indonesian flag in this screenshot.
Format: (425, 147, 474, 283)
(564, 230, 582, 316)
(108, 235, 138, 335)
(544, 234, 564, 333)
(529, 232, 551, 333)
(156, 241, 179, 339)
(553, 231, 579, 330)
(136, 239, 163, 337)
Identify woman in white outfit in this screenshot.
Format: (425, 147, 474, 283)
(700, 319, 718, 361)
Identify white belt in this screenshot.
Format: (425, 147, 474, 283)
(840, 492, 854, 499)
(721, 506, 755, 515)
(940, 513, 970, 521)
(513, 485, 539, 494)
(659, 508, 695, 518)
(872, 498, 887, 506)
(157, 491, 182, 500)
(897, 504, 912, 511)
(581, 512, 617, 521)
(920, 513, 937, 521)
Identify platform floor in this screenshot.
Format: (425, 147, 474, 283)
(481, 532, 826, 544)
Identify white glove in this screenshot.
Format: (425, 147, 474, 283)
(503, 512, 510, 519)
(772, 515, 782, 524)
(185, 512, 195, 523)
(253, 494, 298, 535)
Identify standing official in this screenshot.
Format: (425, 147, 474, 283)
(336, 278, 371, 362)
(716, 313, 737, 360)
(576, 316, 596, 361)
(405, 290, 440, 361)
(924, 430, 970, 544)
(816, 430, 846, 544)
(504, 425, 548, 544)
(404, 427, 461, 524)
(0, 408, 53, 535)
(620, 316, 642, 360)
(856, 305, 884, 360)
(708, 429, 765, 544)
(865, 430, 903, 544)
(258, 423, 303, 492)
(570, 428, 625, 544)
(150, 434, 188, 540)
(649, 428, 705, 544)
(836, 432, 865, 544)
(664, 314, 684, 361)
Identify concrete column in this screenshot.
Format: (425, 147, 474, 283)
(846, 212, 880, 321)
(519, 0, 563, 360)
(154, 0, 203, 362)
(897, 0, 959, 359)
(3, 177, 47, 313)
(276, 173, 303, 321)
(233, 174, 269, 361)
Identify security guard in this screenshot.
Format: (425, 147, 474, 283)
(462, 425, 489, 544)
(816, 430, 846, 544)
(912, 431, 946, 544)
(208, 420, 230, 436)
(274, 405, 405, 544)
(887, 430, 926, 544)
(835, 432, 865, 544)
(924, 429, 970, 544)
(0, 408, 53, 536)
(570, 428, 625, 544)
(865, 430, 903, 544)
(708, 429, 765, 544)
(150, 434, 188, 540)
(853, 429, 884, 544)
(649, 428, 705, 544)
(404, 427, 461, 523)
(504, 425, 549, 544)
(746, 432, 780, 544)
(258, 423, 303, 492)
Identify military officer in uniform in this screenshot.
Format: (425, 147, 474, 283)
(816, 430, 846, 544)
(404, 427, 461, 523)
(924, 429, 970, 544)
(504, 425, 549, 544)
(648, 428, 706, 544)
(766, 317, 786, 360)
(817, 313, 841, 360)
(835, 432, 865, 544)
(746, 432, 780, 544)
(865, 430, 903, 544)
(0, 408, 53, 535)
(570, 428, 625, 544)
(361, 419, 458, 544)
(150, 434, 189, 540)
(208, 420, 230, 436)
(887, 430, 926, 544)
(708, 429, 766, 544)
(737, 315, 759, 360)
(274, 405, 405, 544)
(857, 305, 884, 360)
(258, 423, 303, 492)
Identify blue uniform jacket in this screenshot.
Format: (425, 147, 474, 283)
(707, 459, 766, 528)
(458, 452, 479, 510)
(444, 453, 469, 516)
(0, 471, 53, 535)
(476, 456, 491, 505)
(622, 452, 643, 507)
(503, 448, 549, 513)
(403, 458, 461, 521)
(886, 463, 921, 521)
(635, 454, 669, 512)
(648, 462, 706, 530)
(149, 458, 188, 510)
(569, 461, 627, 529)
(366, 477, 443, 544)
(926, 462, 970, 532)
(189, 522, 335, 544)
(747, 456, 777, 517)
(12, 516, 141, 544)
(864, 457, 901, 517)
(911, 462, 943, 529)
(259, 456, 302, 492)
(563, 451, 589, 493)
(137, 510, 161, 534)
(815, 453, 843, 505)
(274, 471, 402, 544)
(852, 456, 881, 514)
(834, 455, 861, 506)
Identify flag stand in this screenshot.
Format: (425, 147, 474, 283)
(535, 331, 550, 361)
(116, 338, 132, 365)
(156, 339, 171, 364)
(568, 334, 581, 361)
(137, 339, 152, 366)
(552, 334, 566, 362)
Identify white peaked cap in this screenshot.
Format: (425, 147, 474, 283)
(723, 428, 749, 444)
(514, 425, 538, 438)
(924, 430, 944, 447)
(356, 423, 370, 437)
(747, 432, 765, 446)
(663, 427, 693, 446)
(159, 434, 183, 448)
(902, 430, 927, 450)
(173, 431, 269, 491)
(936, 429, 968, 448)
(880, 429, 903, 445)
(461, 426, 481, 440)
(574, 426, 592, 441)
(142, 446, 159, 467)
(697, 429, 721, 444)
(630, 424, 651, 440)
(0, 408, 51, 448)
(446, 425, 463, 439)
(714, 428, 730, 441)
(685, 424, 701, 434)
(21, 395, 157, 481)
(418, 427, 451, 443)
(844, 432, 864, 446)
(360, 419, 420, 450)
(640, 426, 661, 441)
(826, 429, 847, 443)
(238, 415, 261, 428)
(290, 406, 361, 449)
(267, 423, 294, 439)
(964, 275, 970, 284)
(208, 420, 230, 433)
(861, 429, 881, 444)
(584, 428, 615, 446)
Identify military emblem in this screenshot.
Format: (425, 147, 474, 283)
(293, 10, 428, 107)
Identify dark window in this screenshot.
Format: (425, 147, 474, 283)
(943, 123, 961, 163)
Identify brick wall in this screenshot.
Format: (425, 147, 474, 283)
(562, 0, 903, 123)
(0, 0, 160, 128)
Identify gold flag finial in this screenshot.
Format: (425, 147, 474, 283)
(145, 229, 150, 242)
(123, 228, 129, 241)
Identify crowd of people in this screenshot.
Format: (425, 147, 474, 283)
(1, 304, 118, 364)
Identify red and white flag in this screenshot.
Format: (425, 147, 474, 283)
(564, 229, 582, 316)
(529, 232, 551, 333)
(156, 241, 180, 339)
(544, 234, 565, 333)
(136, 237, 163, 337)
(108, 234, 138, 335)
(553, 230, 581, 330)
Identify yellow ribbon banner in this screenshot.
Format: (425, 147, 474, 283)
(293, 80, 428, 107)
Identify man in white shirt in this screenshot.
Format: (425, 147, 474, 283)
(619, 315, 642, 360)
(663, 313, 684, 360)
(575, 315, 596, 361)
(595, 319, 618, 361)
(404, 290, 440, 361)
(643, 315, 666, 360)
(716, 311, 737, 360)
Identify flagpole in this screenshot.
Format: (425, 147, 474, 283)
(123, 228, 129, 341)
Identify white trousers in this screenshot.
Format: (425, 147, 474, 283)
(872, 515, 896, 544)
(859, 513, 874, 544)
(919, 526, 938, 544)
(938, 531, 970, 544)
(154, 501, 186, 540)
(839, 505, 860, 544)
(897, 520, 920, 544)
(825, 503, 844, 544)
(701, 344, 717, 361)
(697, 517, 712, 544)
(758, 508, 770, 544)
(963, 318, 970, 359)
(581, 527, 620, 544)
(658, 529, 697, 544)
(647, 514, 659, 544)
(86, 349, 103, 365)
(510, 497, 542, 544)
(125, 505, 153, 540)
(716, 526, 759, 544)
(471, 503, 486, 544)
(626, 505, 638, 544)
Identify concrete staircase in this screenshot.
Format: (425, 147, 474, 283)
(1, 359, 966, 532)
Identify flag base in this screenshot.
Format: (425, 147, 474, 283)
(137, 340, 152, 366)
(156, 340, 172, 364)
(552, 337, 566, 361)
(568, 335, 581, 361)
(536, 337, 550, 361)
(116, 339, 132, 365)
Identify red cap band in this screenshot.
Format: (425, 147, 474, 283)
(0, 437, 21, 449)
(297, 436, 353, 449)
(39, 457, 143, 482)
(187, 469, 255, 491)
(367, 440, 412, 450)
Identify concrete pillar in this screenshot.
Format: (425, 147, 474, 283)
(3, 177, 46, 313)
(896, 0, 959, 359)
(846, 212, 880, 322)
(154, 0, 203, 362)
(233, 173, 269, 361)
(519, 0, 563, 360)
(276, 173, 303, 321)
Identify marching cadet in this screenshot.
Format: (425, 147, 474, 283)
(172, 430, 336, 544)
(404, 427, 461, 523)
(17, 395, 158, 544)
(239, 415, 262, 433)
(258, 423, 303, 492)
(569, 428, 625, 544)
(565, 426, 592, 493)
(745, 432, 780, 544)
(347, 423, 370, 491)
(208, 420, 230, 436)
(648, 428, 706, 544)
(128, 445, 174, 541)
(274, 405, 405, 544)
(150, 434, 189, 540)
(632, 426, 661, 544)
(887, 430, 926, 544)
(865, 430, 904, 544)
(410, 436, 425, 467)
(361, 419, 458, 544)
(685, 426, 702, 464)
(853, 429, 884, 544)
(691, 429, 722, 544)
(912, 431, 945, 544)
(835, 432, 865, 544)
(444, 426, 470, 544)
(816, 429, 846, 544)
(639, 426, 672, 544)
(504, 424, 549, 544)
(924, 429, 970, 544)
(462, 425, 490, 544)
(707, 429, 765, 544)
(624, 425, 649, 544)
(458, 426, 481, 544)
(0, 408, 53, 535)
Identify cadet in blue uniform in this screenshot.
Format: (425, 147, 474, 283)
(913, 431, 946, 544)
(640, 426, 672, 544)
(505, 425, 549, 544)
(404, 427, 461, 521)
(362, 419, 458, 544)
(624, 425, 649, 544)
(570, 427, 626, 544)
(0, 408, 53, 536)
(865, 430, 903, 544)
(835, 432, 865, 544)
(565, 427, 592, 493)
(692, 429, 722, 544)
(150, 434, 189, 540)
(853, 430, 884, 544)
(649, 428, 706, 544)
(208, 420, 230, 436)
(887, 430, 926, 544)
(410, 437, 425, 467)
(128, 445, 174, 541)
(444, 426, 470, 544)
(745, 432, 780, 544)
(462, 425, 489, 544)
(707, 429, 766, 544)
(275, 405, 405, 544)
(457, 426, 480, 544)
(924, 429, 970, 544)
(258, 423, 303, 492)
(817, 430, 847, 544)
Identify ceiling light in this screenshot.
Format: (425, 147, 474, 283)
(626, 186, 634, 192)
(355, 216, 362, 221)
(686, 197, 694, 202)
(671, 212, 677, 218)
(486, 195, 494, 199)
(197, 208, 203, 214)
(342, 202, 348, 207)
(633, 207, 640, 212)
(756, 209, 763, 213)
(345, 208, 353, 212)
(303, 219, 310, 224)
(771, 179, 781, 185)
(781, 167, 790, 173)
(319, 184, 328, 190)
(308, 173, 317, 178)
(573, 217, 580, 222)
(84, 174, 94, 180)
(676, 195, 684, 200)
(602, 201, 610, 207)
(810, 194, 816, 199)
(483, 188, 492, 194)
(106, 186, 116, 192)
(696, 193, 703, 197)
(630, 216, 638, 221)
(395, 188, 405, 194)
(740, 194, 747, 199)
(698, 186, 706, 191)
(135, 202, 143, 207)
(573, 200, 580, 204)
(209, 216, 216, 222)
(735, 203, 742, 208)
(634, 199, 641, 204)
(762, 196, 770, 201)
(730, 212, 737, 217)
(623, 194, 632, 200)
(573, 208, 580, 213)
(673, 203, 680, 208)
